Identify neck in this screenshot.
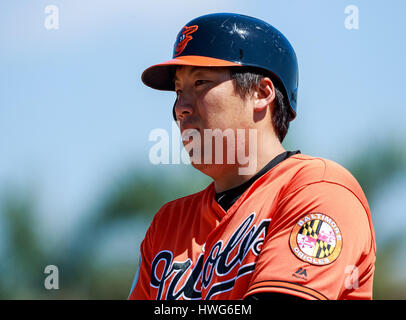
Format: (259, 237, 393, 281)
(212, 135, 286, 193)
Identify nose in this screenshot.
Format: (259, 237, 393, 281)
(173, 95, 194, 121)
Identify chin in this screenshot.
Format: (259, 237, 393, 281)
(190, 160, 234, 180)
(190, 160, 209, 172)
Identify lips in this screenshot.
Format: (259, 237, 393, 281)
(179, 122, 200, 135)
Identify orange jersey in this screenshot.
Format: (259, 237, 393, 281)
(129, 154, 376, 300)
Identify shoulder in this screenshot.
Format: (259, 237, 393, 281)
(158, 183, 213, 212)
(274, 154, 372, 230)
(287, 154, 354, 181)
(140, 183, 214, 256)
(284, 154, 366, 203)
(151, 182, 214, 227)
(273, 154, 376, 256)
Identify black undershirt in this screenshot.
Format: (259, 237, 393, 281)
(215, 150, 301, 212)
(214, 149, 303, 301)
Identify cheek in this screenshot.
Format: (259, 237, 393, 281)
(199, 95, 226, 127)
(198, 84, 245, 129)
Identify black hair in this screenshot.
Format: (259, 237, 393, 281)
(229, 67, 292, 142)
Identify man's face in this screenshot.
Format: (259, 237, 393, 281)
(174, 66, 252, 132)
(173, 66, 255, 174)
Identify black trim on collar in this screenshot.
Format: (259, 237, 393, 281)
(215, 150, 301, 212)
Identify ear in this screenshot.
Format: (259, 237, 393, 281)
(253, 77, 276, 112)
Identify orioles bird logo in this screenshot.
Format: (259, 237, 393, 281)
(174, 25, 198, 57)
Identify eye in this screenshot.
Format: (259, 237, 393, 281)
(195, 80, 209, 87)
(175, 89, 182, 97)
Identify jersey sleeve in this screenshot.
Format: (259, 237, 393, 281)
(128, 210, 160, 300)
(244, 181, 375, 300)
(128, 234, 153, 299)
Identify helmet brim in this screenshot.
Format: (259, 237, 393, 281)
(141, 55, 241, 91)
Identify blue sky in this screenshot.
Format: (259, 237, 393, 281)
(1, 0, 405, 252)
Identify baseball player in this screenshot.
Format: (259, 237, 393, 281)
(128, 13, 376, 300)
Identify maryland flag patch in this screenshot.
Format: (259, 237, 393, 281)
(289, 213, 343, 265)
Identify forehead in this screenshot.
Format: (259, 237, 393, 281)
(174, 66, 230, 81)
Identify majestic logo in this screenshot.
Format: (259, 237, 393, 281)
(289, 212, 343, 265)
(292, 267, 308, 281)
(150, 213, 270, 300)
(174, 25, 198, 57)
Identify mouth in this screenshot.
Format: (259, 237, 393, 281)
(181, 128, 201, 146)
(180, 124, 201, 152)
(180, 123, 200, 135)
